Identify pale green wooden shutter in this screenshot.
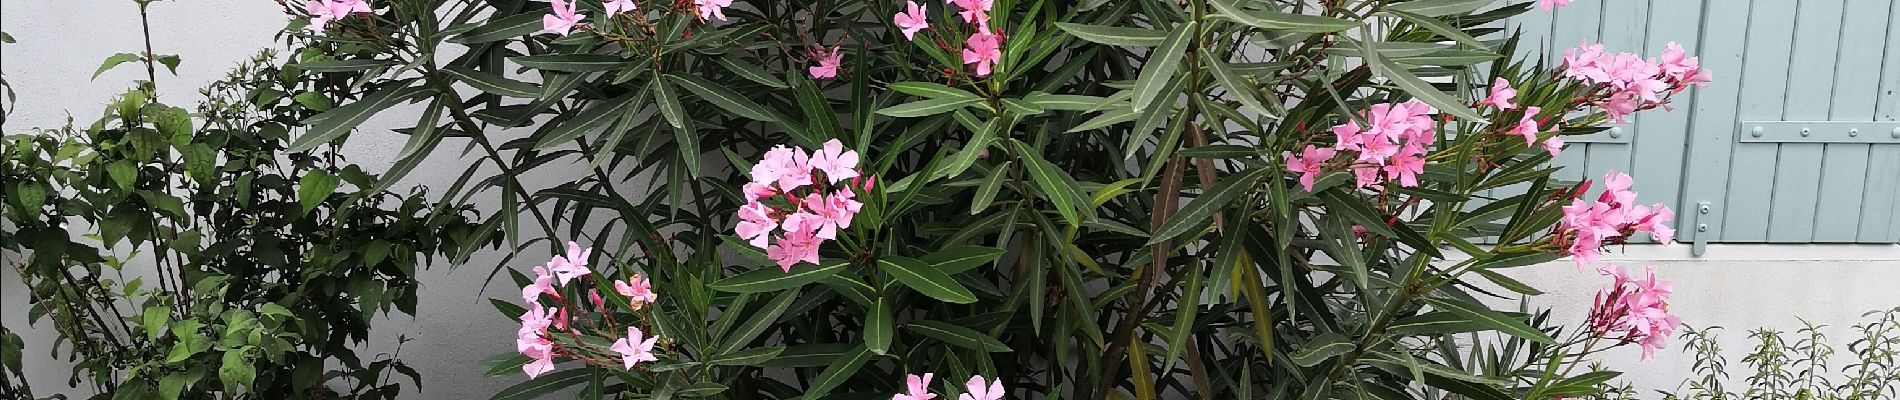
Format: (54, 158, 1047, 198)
(1511, 0, 1900, 253)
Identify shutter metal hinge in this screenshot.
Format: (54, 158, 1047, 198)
(1692, 202, 1711, 257)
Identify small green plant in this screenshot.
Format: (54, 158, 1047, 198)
(1661, 308, 1900, 400)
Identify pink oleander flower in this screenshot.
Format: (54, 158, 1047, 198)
(522, 265, 557, 305)
(1511, 106, 1543, 146)
(805, 190, 863, 240)
(1352, 164, 1382, 189)
(962, 30, 1003, 77)
(810, 139, 862, 184)
(517, 305, 558, 377)
(1538, 0, 1573, 11)
(548, 241, 593, 285)
(615, 273, 659, 308)
(894, 1, 931, 40)
(753, 145, 814, 192)
(1383, 150, 1425, 188)
(1283, 145, 1335, 192)
(767, 230, 822, 272)
(1588, 265, 1680, 360)
(604, 0, 637, 14)
(1543, 136, 1565, 156)
(543, 0, 586, 36)
(958, 376, 1003, 400)
(306, 0, 372, 30)
(610, 327, 660, 370)
(1558, 171, 1674, 267)
(1562, 41, 1610, 82)
(306, 1, 339, 30)
(810, 46, 844, 80)
(1658, 42, 1709, 89)
(893, 373, 937, 400)
(589, 289, 605, 309)
(1479, 78, 1517, 110)
(950, 0, 993, 29)
(695, 0, 732, 21)
(742, 182, 778, 203)
(736, 201, 780, 248)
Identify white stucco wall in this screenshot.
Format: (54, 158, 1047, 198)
(3, 1, 1897, 398)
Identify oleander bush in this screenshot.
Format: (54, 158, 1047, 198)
(5, 0, 1721, 398)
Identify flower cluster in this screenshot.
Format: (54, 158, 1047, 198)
(515, 241, 662, 378)
(1479, 78, 1564, 156)
(304, 0, 371, 30)
(1556, 171, 1676, 267)
(1283, 99, 1439, 192)
(890, 0, 1004, 77)
(1561, 41, 1711, 123)
(888, 373, 1004, 400)
(541, 0, 732, 37)
(1587, 265, 1680, 359)
(736, 140, 867, 272)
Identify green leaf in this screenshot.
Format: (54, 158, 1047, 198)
(293, 92, 333, 111)
(1024, 93, 1112, 111)
(718, 289, 800, 354)
(1426, 297, 1556, 345)
(1013, 140, 1087, 227)
(93, 53, 142, 80)
(1289, 333, 1353, 367)
(442, 66, 539, 98)
(879, 257, 977, 304)
(1473, 251, 1560, 269)
(512, 54, 626, 72)
(1384, 10, 1487, 49)
(970, 161, 1010, 214)
(667, 74, 779, 121)
(1132, 22, 1194, 110)
(295, 59, 395, 73)
(106, 160, 137, 189)
(1055, 22, 1168, 47)
(155, 55, 181, 75)
(1149, 168, 1266, 245)
(906, 320, 1011, 352)
(876, 97, 982, 118)
(451, 12, 545, 44)
(1178, 144, 1259, 159)
(158, 371, 194, 400)
(653, 77, 687, 129)
(1203, 55, 1280, 119)
(709, 261, 847, 293)
(866, 296, 893, 354)
(1067, 106, 1140, 132)
(143, 306, 169, 341)
(704, 347, 785, 366)
(800, 345, 872, 400)
(218, 350, 255, 393)
(488, 368, 591, 400)
(1363, 41, 1487, 122)
(933, 133, 991, 180)
(716, 57, 788, 88)
(920, 245, 1006, 274)
(289, 84, 435, 152)
(1207, 0, 1360, 32)
(534, 93, 638, 150)
(297, 170, 340, 215)
(1386, 0, 1497, 16)
(889, 82, 980, 100)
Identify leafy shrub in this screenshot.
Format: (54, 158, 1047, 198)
(0, 2, 485, 398)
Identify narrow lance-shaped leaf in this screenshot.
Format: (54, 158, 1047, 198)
(1149, 167, 1267, 245)
(1132, 21, 1195, 110)
(1055, 22, 1168, 47)
(878, 257, 977, 304)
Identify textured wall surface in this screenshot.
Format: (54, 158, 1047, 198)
(3, 1, 1898, 398)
